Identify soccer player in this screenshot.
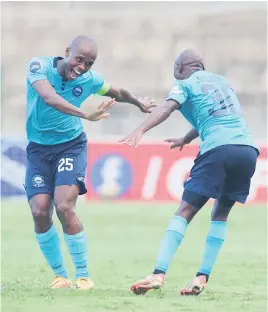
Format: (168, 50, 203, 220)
(25, 36, 155, 290)
(120, 49, 259, 295)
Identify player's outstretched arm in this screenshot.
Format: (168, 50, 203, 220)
(32, 80, 114, 121)
(104, 86, 156, 113)
(119, 99, 179, 147)
(165, 128, 199, 150)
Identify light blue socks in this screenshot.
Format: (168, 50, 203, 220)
(64, 231, 89, 279)
(198, 221, 228, 276)
(154, 216, 188, 273)
(36, 224, 68, 278)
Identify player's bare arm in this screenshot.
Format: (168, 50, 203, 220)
(104, 86, 156, 113)
(32, 80, 115, 121)
(119, 99, 179, 147)
(165, 128, 199, 150)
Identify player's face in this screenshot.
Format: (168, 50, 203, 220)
(64, 46, 97, 80)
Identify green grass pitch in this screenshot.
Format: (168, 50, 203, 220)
(1, 200, 267, 312)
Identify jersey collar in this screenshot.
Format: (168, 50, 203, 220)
(52, 57, 65, 80)
(53, 56, 64, 68)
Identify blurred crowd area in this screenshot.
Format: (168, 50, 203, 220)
(1, 1, 267, 141)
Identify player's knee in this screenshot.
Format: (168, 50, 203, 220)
(177, 190, 209, 222)
(31, 202, 50, 221)
(175, 201, 199, 222)
(55, 202, 75, 219)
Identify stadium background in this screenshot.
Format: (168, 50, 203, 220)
(1, 2, 267, 312)
(1, 1, 267, 201)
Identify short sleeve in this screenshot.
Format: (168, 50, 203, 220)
(90, 71, 111, 95)
(166, 82, 188, 105)
(27, 57, 49, 85)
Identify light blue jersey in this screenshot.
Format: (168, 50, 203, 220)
(26, 56, 109, 145)
(166, 70, 258, 154)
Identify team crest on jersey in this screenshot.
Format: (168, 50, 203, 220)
(72, 86, 83, 97)
(32, 175, 45, 188)
(30, 61, 41, 73)
(169, 85, 183, 95)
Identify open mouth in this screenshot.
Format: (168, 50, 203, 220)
(70, 68, 82, 79)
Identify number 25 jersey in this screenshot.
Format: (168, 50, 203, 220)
(166, 70, 258, 154)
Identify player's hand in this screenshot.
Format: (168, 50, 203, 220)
(164, 137, 187, 150)
(138, 97, 156, 113)
(119, 129, 144, 148)
(86, 99, 115, 121)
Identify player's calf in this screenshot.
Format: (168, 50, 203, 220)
(30, 194, 69, 279)
(183, 200, 231, 296)
(211, 196, 235, 222)
(130, 194, 209, 295)
(54, 185, 91, 283)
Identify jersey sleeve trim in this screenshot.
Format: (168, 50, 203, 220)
(95, 81, 111, 95)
